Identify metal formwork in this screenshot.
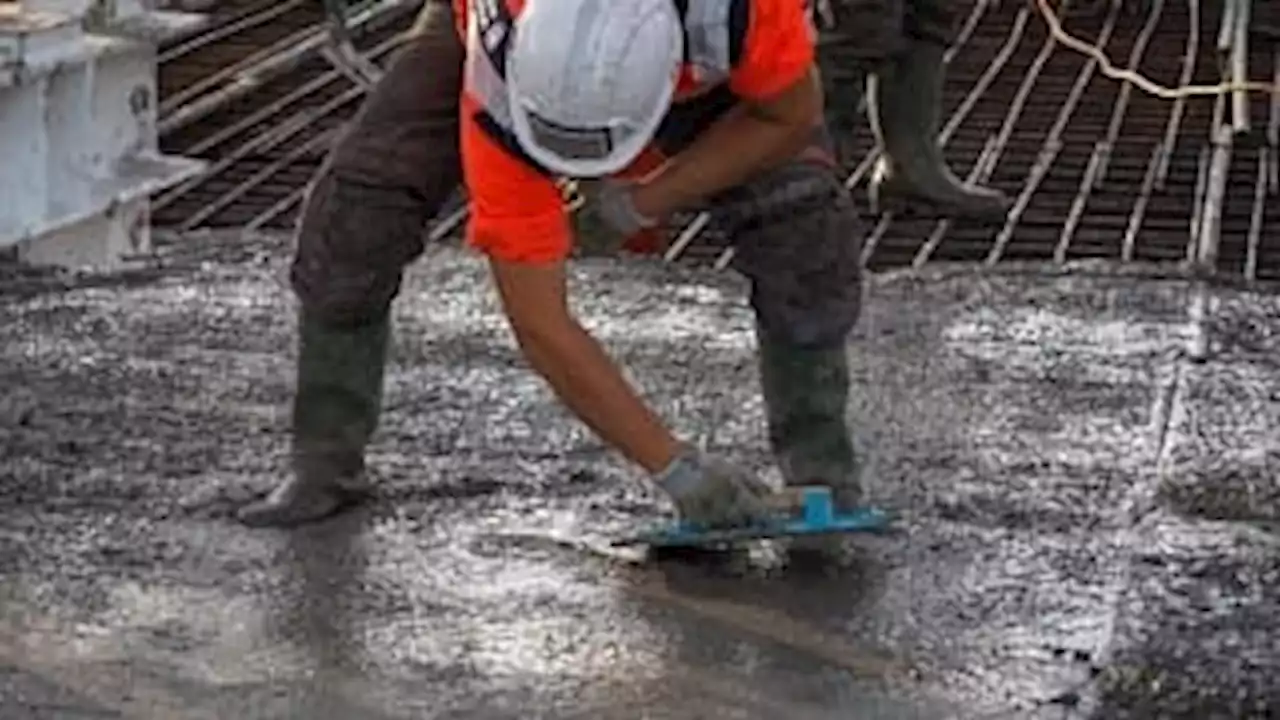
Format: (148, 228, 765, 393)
(0, 0, 207, 268)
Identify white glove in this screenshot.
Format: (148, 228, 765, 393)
(655, 445, 777, 528)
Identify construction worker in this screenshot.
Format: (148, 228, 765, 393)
(238, 0, 866, 537)
(811, 0, 1011, 218)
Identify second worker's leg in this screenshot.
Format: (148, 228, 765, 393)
(238, 3, 464, 527)
(809, 0, 903, 167)
(867, 0, 1010, 218)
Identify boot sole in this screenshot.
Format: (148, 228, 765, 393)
(236, 488, 370, 528)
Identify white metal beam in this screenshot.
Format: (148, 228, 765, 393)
(0, 0, 206, 269)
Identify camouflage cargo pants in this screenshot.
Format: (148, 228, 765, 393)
(290, 0, 463, 325)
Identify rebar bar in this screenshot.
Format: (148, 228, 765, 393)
(158, 0, 308, 64)
(152, 0, 1280, 284)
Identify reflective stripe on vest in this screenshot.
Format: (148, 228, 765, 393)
(465, 0, 747, 174)
(677, 0, 744, 86)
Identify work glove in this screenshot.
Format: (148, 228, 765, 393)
(595, 180, 659, 239)
(655, 445, 777, 528)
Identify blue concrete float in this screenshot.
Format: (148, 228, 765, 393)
(617, 486, 893, 548)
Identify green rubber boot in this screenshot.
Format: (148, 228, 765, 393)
(867, 38, 1010, 218)
(757, 328, 863, 559)
(756, 328, 862, 509)
(237, 312, 388, 527)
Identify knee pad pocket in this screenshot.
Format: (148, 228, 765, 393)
(725, 166, 865, 347)
(291, 176, 432, 326)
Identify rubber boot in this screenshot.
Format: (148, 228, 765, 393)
(867, 38, 1011, 218)
(756, 328, 862, 508)
(237, 312, 388, 527)
(756, 329, 863, 560)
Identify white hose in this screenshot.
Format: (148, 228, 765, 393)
(1034, 0, 1276, 98)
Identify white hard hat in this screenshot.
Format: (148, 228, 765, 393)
(507, 0, 684, 178)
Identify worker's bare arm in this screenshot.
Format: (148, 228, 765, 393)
(632, 67, 823, 219)
(487, 256, 681, 475)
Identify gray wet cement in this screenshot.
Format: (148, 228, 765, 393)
(1, 236, 1278, 718)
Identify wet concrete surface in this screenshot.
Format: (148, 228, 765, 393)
(1, 236, 1278, 718)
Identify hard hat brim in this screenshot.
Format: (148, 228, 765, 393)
(508, 71, 677, 179)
